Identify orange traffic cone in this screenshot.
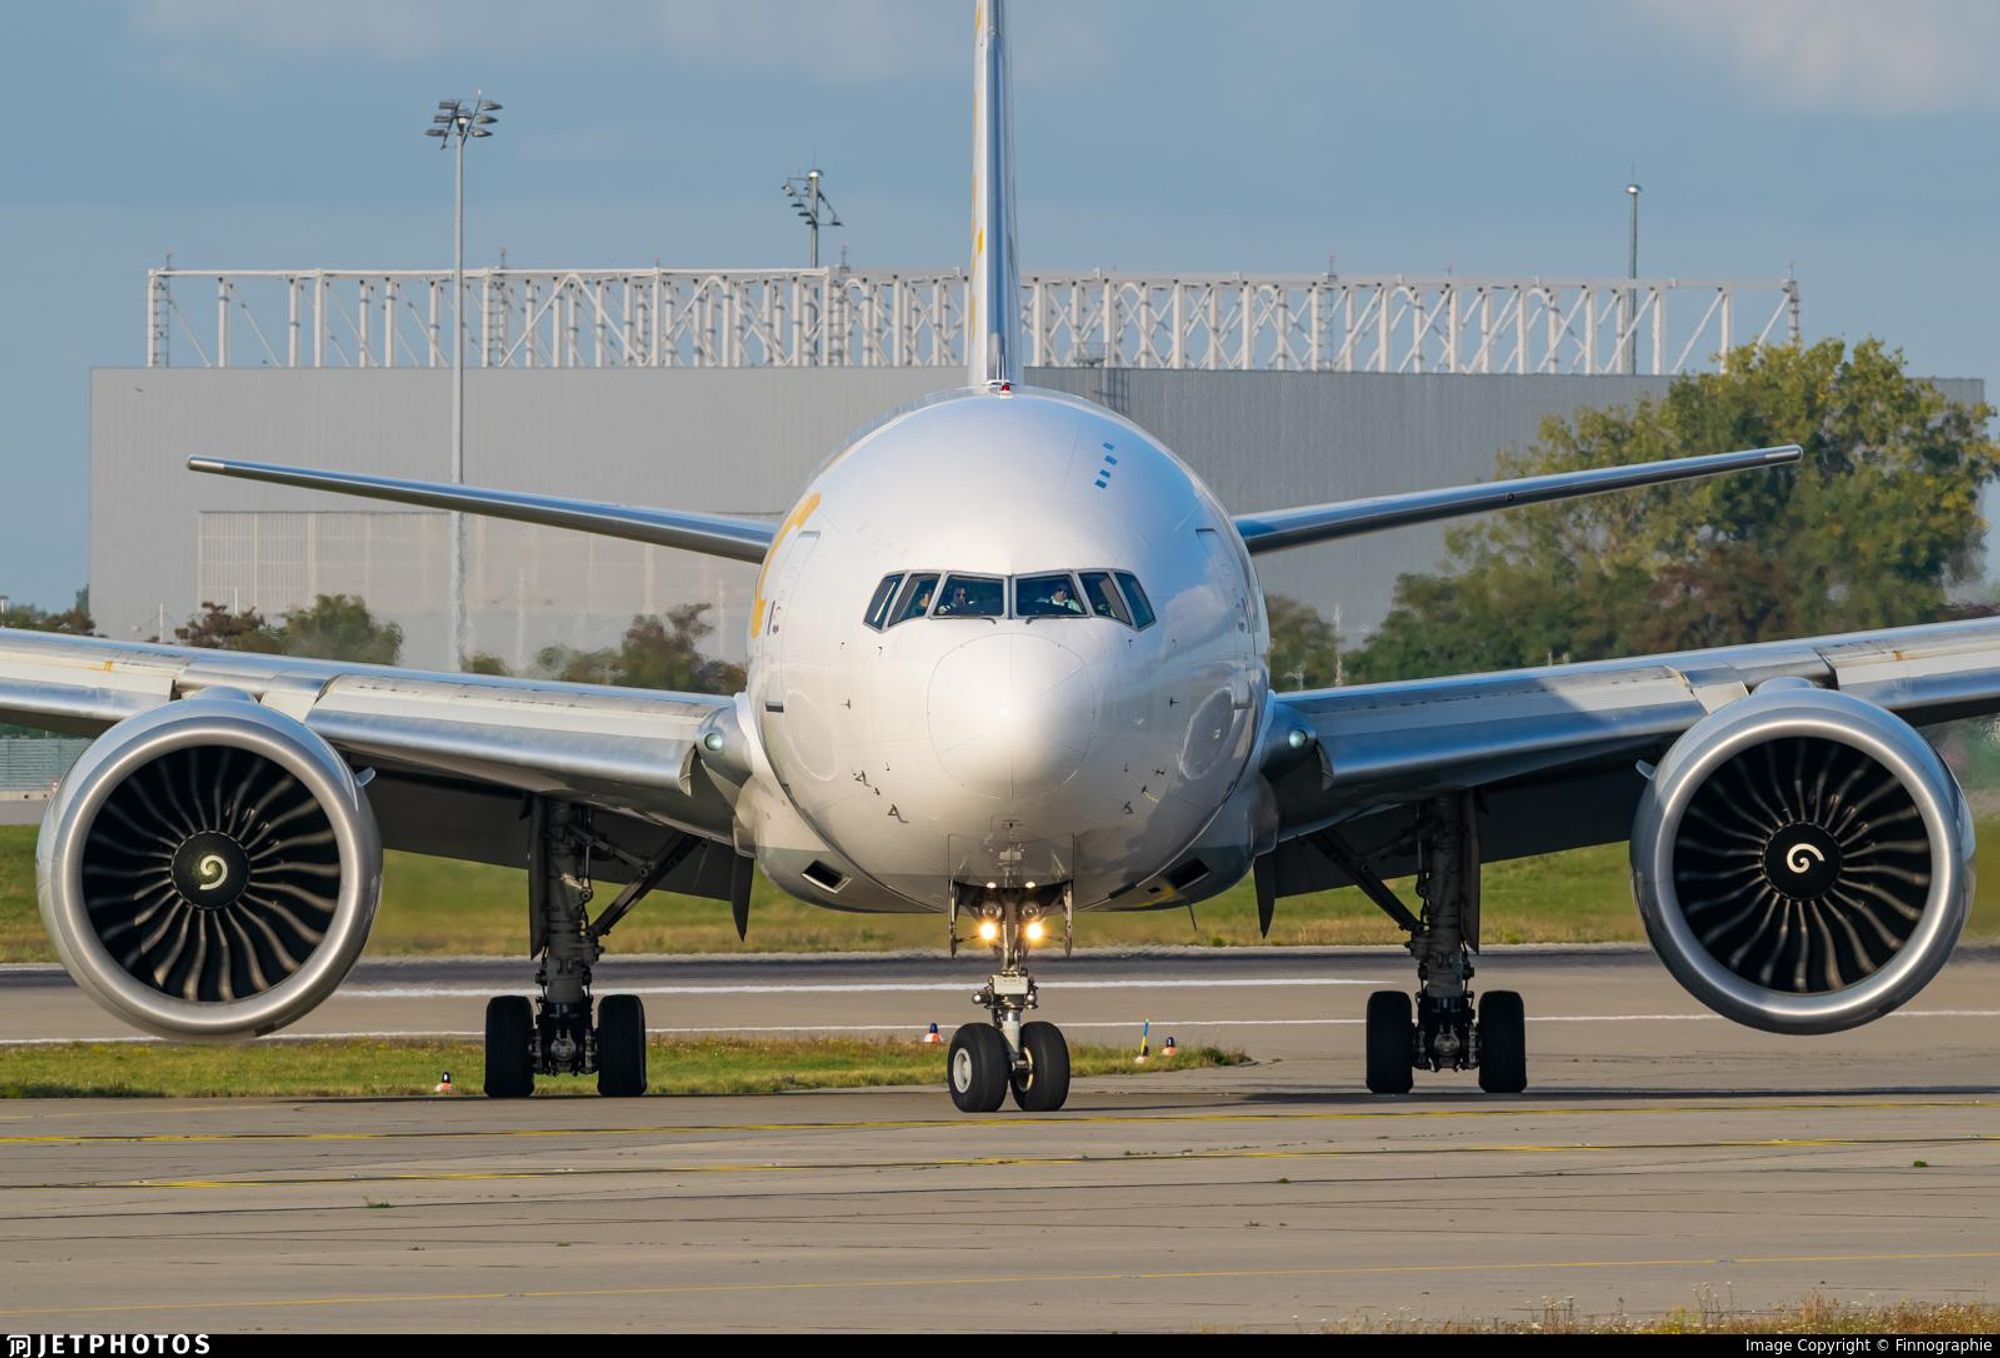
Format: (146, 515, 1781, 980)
(433, 1070, 455, 1094)
(922, 1022, 942, 1044)
(1163, 1036, 1178, 1059)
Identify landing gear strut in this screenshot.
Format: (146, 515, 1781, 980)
(484, 800, 680, 1099)
(947, 885, 1072, 1113)
(1321, 795, 1528, 1095)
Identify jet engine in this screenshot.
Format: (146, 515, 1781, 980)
(37, 693, 381, 1040)
(1631, 681, 1970, 1034)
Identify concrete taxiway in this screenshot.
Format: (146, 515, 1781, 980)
(0, 946, 1996, 1331)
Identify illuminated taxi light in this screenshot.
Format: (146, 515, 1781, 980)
(976, 920, 1000, 943)
(1024, 919, 1047, 944)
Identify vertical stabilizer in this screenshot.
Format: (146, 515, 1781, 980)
(968, 0, 1021, 388)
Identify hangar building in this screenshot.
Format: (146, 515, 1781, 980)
(90, 266, 1943, 674)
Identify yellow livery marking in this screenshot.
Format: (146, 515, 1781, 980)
(748, 490, 822, 639)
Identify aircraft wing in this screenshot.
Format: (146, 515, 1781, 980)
(1265, 616, 2000, 892)
(0, 628, 742, 885)
(189, 458, 775, 564)
(1233, 444, 1800, 554)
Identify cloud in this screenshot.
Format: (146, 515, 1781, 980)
(1635, 0, 2000, 113)
(127, 0, 1103, 85)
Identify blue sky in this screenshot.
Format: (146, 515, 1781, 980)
(3, 0, 1997, 608)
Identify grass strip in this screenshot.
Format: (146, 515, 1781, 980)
(0, 1035, 1246, 1099)
(1333, 1291, 2000, 1334)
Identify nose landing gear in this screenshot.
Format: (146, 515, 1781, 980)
(947, 885, 1073, 1112)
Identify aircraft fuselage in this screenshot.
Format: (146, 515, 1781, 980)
(737, 386, 1272, 916)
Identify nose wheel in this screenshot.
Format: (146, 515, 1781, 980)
(1010, 1020, 1071, 1111)
(947, 886, 1073, 1113)
(948, 1023, 1010, 1112)
(947, 1018, 1071, 1112)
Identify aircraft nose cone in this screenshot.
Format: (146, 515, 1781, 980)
(928, 633, 1095, 799)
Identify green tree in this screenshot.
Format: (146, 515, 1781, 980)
(175, 602, 283, 652)
(172, 594, 401, 663)
(276, 594, 402, 664)
(1265, 594, 1342, 691)
(533, 603, 745, 695)
(1347, 340, 2000, 683)
(462, 651, 512, 676)
(2, 587, 96, 636)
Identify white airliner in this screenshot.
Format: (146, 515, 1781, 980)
(3, 2, 1989, 1110)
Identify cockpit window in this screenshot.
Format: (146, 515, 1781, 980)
(1077, 571, 1131, 625)
(869, 569, 1153, 629)
(933, 574, 1005, 618)
(1016, 573, 1087, 618)
(1114, 571, 1157, 630)
(863, 573, 905, 630)
(893, 572, 941, 625)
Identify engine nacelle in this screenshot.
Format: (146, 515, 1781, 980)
(1631, 681, 1970, 1034)
(37, 693, 381, 1040)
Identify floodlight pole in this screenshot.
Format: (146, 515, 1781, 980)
(428, 96, 499, 670)
(1625, 181, 1641, 375)
(450, 121, 467, 669)
(782, 166, 842, 271)
(807, 169, 822, 267)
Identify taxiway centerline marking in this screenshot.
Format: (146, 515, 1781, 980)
(0, 1096, 1987, 1146)
(57, 1129, 1994, 1191)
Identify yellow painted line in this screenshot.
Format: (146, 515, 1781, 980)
(73, 1131, 1998, 1191)
(0, 1095, 1989, 1149)
(5, 1250, 2000, 1320)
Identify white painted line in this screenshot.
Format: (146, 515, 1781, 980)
(340, 976, 1379, 999)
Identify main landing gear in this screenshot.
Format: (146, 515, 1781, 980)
(484, 801, 698, 1099)
(946, 885, 1073, 1113)
(1315, 794, 1528, 1095)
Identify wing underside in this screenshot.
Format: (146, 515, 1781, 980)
(0, 629, 741, 883)
(1268, 616, 2000, 894)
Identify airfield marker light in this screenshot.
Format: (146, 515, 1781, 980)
(1163, 1036, 1177, 1059)
(923, 1022, 942, 1044)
